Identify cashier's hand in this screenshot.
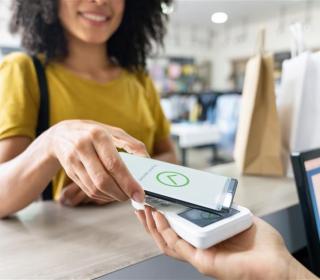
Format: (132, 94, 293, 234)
(59, 182, 115, 206)
(136, 207, 295, 280)
(48, 120, 147, 204)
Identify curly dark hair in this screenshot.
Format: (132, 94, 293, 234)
(10, 0, 172, 71)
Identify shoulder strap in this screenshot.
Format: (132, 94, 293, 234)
(32, 56, 50, 137)
(31, 56, 54, 201)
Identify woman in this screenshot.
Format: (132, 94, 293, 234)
(0, 0, 176, 218)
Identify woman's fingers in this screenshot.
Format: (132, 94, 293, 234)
(93, 132, 145, 202)
(59, 182, 80, 205)
(106, 126, 149, 157)
(83, 194, 115, 205)
(51, 121, 147, 203)
(83, 121, 148, 156)
(71, 160, 110, 201)
(65, 188, 87, 207)
(59, 182, 90, 206)
(60, 182, 116, 206)
(77, 142, 128, 201)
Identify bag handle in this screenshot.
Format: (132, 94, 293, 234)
(290, 22, 306, 57)
(32, 56, 54, 201)
(253, 28, 266, 56)
(256, 28, 265, 55)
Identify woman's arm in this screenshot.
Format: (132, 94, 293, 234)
(0, 120, 147, 218)
(152, 137, 177, 164)
(0, 133, 61, 218)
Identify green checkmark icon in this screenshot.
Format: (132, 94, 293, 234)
(156, 171, 190, 187)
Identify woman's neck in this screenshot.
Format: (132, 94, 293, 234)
(59, 33, 122, 83)
(63, 34, 110, 72)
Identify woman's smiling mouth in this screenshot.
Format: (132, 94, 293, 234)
(79, 12, 111, 25)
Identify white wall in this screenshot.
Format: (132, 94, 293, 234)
(165, 6, 320, 90)
(163, 6, 320, 90)
(208, 6, 320, 90)
(0, 0, 19, 48)
(163, 24, 214, 61)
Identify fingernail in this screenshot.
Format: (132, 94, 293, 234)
(132, 192, 144, 203)
(64, 199, 71, 206)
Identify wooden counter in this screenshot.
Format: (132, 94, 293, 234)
(0, 202, 160, 279)
(0, 163, 300, 279)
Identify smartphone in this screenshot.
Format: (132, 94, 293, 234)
(120, 152, 237, 213)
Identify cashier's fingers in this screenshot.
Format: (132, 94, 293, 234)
(135, 210, 150, 233)
(152, 211, 195, 263)
(145, 207, 170, 254)
(144, 206, 157, 229)
(144, 207, 182, 260)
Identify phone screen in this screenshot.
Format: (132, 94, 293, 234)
(120, 153, 237, 212)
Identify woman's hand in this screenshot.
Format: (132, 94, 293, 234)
(136, 207, 316, 280)
(59, 182, 114, 207)
(48, 120, 147, 203)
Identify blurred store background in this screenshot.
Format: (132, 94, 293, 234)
(1, 0, 319, 168)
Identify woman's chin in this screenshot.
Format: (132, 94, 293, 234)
(85, 38, 108, 45)
(77, 35, 109, 46)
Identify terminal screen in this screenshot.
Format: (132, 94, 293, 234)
(304, 157, 320, 239)
(179, 208, 239, 227)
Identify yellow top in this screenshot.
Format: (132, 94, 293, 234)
(0, 52, 170, 199)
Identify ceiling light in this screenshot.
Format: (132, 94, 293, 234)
(161, 3, 174, 15)
(211, 12, 228, 24)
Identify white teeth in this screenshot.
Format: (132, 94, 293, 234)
(82, 13, 107, 22)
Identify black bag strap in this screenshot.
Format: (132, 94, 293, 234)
(32, 56, 53, 201)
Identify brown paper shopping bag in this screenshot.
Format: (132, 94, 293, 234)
(234, 52, 284, 176)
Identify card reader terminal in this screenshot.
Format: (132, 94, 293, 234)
(132, 196, 253, 249)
